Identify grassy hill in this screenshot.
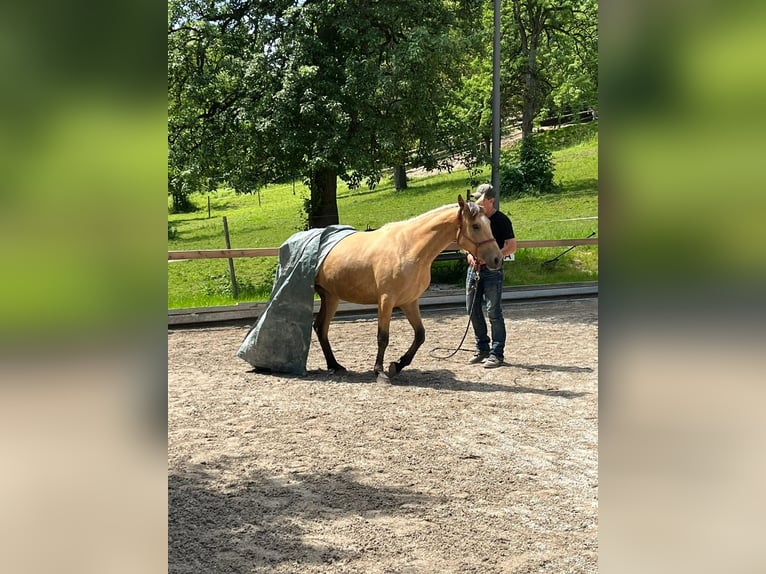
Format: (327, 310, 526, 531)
(168, 122, 598, 309)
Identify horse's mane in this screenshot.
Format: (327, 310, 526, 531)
(410, 203, 458, 221)
(376, 204, 452, 230)
(381, 201, 482, 228)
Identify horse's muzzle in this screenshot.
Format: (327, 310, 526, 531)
(484, 256, 502, 270)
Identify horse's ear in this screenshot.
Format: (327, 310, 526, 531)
(457, 194, 465, 208)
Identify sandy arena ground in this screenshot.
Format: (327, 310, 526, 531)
(169, 297, 598, 573)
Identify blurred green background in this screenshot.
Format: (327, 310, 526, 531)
(0, 2, 167, 342)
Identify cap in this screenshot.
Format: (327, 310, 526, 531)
(472, 183, 496, 203)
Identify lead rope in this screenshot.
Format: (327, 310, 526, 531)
(429, 270, 480, 360)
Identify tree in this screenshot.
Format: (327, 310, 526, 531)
(499, 0, 598, 139)
(168, 0, 267, 211)
(168, 0, 477, 226)
(540, 1, 598, 124)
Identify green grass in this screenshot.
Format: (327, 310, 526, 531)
(168, 122, 598, 308)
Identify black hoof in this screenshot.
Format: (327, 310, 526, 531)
(387, 362, 401, 378)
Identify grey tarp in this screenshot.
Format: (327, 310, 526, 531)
(236, 225, 358, 375)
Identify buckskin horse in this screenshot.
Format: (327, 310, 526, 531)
(314, 195, 503, 383)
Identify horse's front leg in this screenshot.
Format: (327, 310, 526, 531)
(388, 300, 425, 377)
(374, 297, 395, 383)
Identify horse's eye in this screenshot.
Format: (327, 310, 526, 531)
(472, 224, 480, 231)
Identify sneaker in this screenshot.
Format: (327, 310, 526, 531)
(483, 355, 503, 369)
(467, 352, 489, 365)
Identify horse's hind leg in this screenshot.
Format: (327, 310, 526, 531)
(313, 285, 345, 372)
(388, 300, 425, 377)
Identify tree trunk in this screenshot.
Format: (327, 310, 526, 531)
(521, 44, 537, 140)
(482, 136, 491, 156)
(394, 165, 408, 191)
(513, 0, 541, 142)
(308, 166, 339, 228)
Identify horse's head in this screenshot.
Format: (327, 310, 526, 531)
(456, 195, 503, 270)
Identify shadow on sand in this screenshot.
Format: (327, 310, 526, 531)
(169, 463, 435, 572)
(293, 366, 590, 398)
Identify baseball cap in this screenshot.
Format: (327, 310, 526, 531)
(471, 183, 496, 203)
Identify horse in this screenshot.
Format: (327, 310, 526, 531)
(314, 194, 503, 383)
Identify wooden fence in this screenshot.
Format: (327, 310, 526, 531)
(167, 238, 598, 324)
(167, 238, 598, 262)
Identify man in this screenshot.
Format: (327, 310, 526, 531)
(466, 184, 516, 368)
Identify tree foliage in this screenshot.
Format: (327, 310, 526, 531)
(168, 0, 483, 223)
(498, 0, 598, 138)
(167, 0, 598, 220)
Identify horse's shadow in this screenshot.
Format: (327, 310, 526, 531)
(303, 367, 590, 398)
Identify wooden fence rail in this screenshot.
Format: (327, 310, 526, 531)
(168, 238, 598, 261)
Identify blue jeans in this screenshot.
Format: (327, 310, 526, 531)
(466, 267, 506, 360)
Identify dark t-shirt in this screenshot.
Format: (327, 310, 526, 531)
(489, 210, 514, 249)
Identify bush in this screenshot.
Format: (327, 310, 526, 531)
(499, 136, 557, 198)
(430, 259, 468, 284)
(169, 190, 196, 213)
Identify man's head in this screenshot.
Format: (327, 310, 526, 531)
(472, 184, 496, 208)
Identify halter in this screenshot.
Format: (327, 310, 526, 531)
(472, 237, 499, 248)
(456, 205, 498, 258)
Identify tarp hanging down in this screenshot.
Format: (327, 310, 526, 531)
(237, 225, 357, 375)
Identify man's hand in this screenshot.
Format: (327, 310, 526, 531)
(466, 252, 482, 270)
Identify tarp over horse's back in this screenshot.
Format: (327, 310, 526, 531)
(237, 225, 356, 375)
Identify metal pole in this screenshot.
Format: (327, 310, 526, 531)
(492, 0, 501, 211)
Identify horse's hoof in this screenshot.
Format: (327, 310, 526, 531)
(387, 362, 400, 378)
(330, 364, 347, 373)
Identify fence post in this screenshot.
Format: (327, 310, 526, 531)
(222, 216, 238, 299)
